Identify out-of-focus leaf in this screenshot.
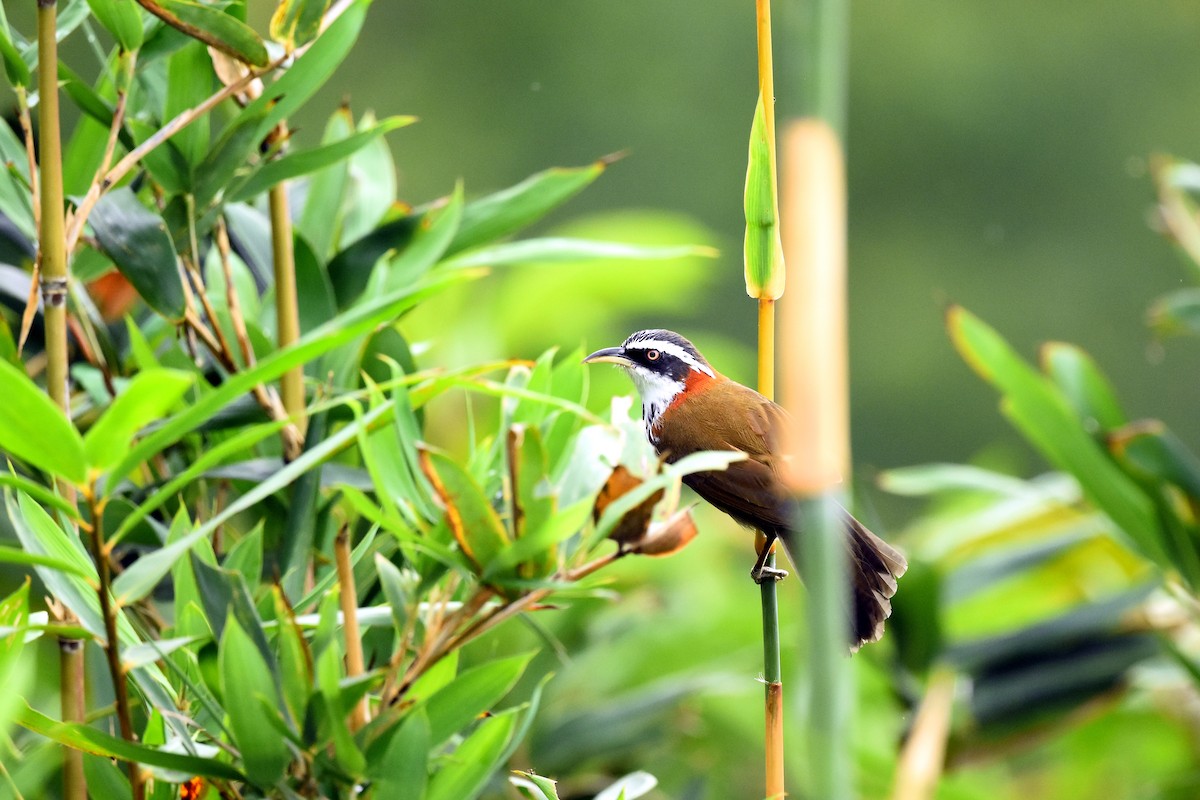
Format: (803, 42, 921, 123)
(369, 708, 429, 798)
(270, 0, 329, 48)
(231, 117, 413, 204)
(341, 111, 398, 244)
(380, 183, 464, 292)
(0, 359, 87, 484)
(297, 107, 353, 258)
(238, 0, 367, 138)
(1148, 287, 1200, 338)
(83, 368, 193, 475)
(943, 530, 1099, 604)
(0, 23, 29, 87)
(422, 651, 532, 747)
(220, 614, 289, 786)
(1042, 342, 1126, 433)
(426, 711, 519, 800)
(16, 704, 245, 780)
(86, 0, 144, 51)
(140, 0, 269, 66)
(1110, 421, 1200, 501)
(879, 462, 1043, 498)
(947, 582, 1156, 672)
(441, 237, 716, 270)
(90, 188, 186, 321)
(947, 307, 1160, 564)
(449, 158, 611, 255)
(969, 633, 1159, 727)
(596, 772, 658, 800)
(419, 447, 511, 572)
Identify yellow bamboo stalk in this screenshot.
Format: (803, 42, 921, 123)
(779, 119, 848, 490)
(335, 528, 369, 731)
(891, 667, 957, 800)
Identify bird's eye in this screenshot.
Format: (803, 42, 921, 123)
(646, 349, 661, 361)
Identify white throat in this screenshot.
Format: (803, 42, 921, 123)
(626, 366, 684, 443)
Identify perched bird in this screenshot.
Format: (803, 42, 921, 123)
(583, 328, 907, 649)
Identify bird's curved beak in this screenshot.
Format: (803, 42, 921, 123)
(582, 346, 633, 367)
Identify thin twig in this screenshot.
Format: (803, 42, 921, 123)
(86, 490, 143, 799)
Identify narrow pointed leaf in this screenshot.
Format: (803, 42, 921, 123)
(86, 0, 144, 51)
(422, 652, 533, 747)
(220, 614, 289, 785)
(426, 711, 519, 800)
(441, 237, 715, 270)
(139, 0, 269, 67)
(1042, 342, 1126, 433)
(418, 448, 510, 572)
(270, 0, 331, 50)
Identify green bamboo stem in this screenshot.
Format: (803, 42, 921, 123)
(757, 297, 785, 800)
(36, 2, 86, 797)
(778, 0, 853, 794)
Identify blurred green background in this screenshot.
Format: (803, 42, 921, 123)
(274, 0, 1200, 511)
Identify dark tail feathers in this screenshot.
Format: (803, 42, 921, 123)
(844, 514, 907, 650)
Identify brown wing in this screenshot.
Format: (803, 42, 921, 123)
(654, 380, 794, 533)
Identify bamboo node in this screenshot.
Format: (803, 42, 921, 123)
(40, 276, 68, 306)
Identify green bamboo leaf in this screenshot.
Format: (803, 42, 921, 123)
(485, 497, 591, 581)
(89, 188, 186, 321)
(166, 40, 215, 169)
(422, 652, 533, 747)
(317, 643, 366, 775)
(1041, 342, 1126, 433)
(83, 368, 194, 475)
(16, 704, 245, 781)
(511, 772, 561, 800)
(373, 554, 411, 632)
(0, 359, 87, 484)
(743, 92, 783, 300)
(193, 110, 269, 211)
(418, 447, 510, 572)
(220, 614, 290, 786)
(297, 108, 354, 258)
(140, 0, 269, 67)
(111, 403, 391, 605)
(85, 0, 144, 51)
(449, 158, 611, 255)
(441, 237, 716, 270)
(877, 462, 1036, 497)
(370, 709, 429, 799)
(104, 268, 481, 495)
(947, 307, 1160, 562)
(270, 0, 330, 49)
(426, 711, 519, 800)
(0, 471, 80, 518)
(272, 588, 312, 723)
(240, 0, 367, 138)
(0, 543, 92, 579)
(341, 110, 397, 243)
(0, 23, 30, 87)
(58, 61, 115, 129)
(229, 116, 414, 203)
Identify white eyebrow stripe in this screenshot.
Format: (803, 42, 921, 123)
(624, 338, 714, 377)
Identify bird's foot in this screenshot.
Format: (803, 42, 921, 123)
(751, 564, 789, 584)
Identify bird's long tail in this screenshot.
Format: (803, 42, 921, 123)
(844, 514, 907, 650)
(777, 512, 907, 650)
